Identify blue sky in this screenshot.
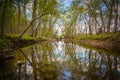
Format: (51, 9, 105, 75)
(63, 0, 71, 8)
(61, 0, 71, 10)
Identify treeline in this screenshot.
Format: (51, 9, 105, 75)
(1, 0, 120, 39)
(0, 0, 59, 38)
(62, 0, 120, 38)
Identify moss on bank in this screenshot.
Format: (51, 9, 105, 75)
(0, 34, 46, 50)
(74, 32, 120, 42)
(5, 34, 39, 41)
(63, 32, 120, 55)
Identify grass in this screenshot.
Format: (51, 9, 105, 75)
(5, 34, 39, 41)
(0, 34, 46, 49)
(74, 32, 120, 42)
(0, 34, 40, 49)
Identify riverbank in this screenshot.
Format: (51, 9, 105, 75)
(0, 34, 47, 60)
(1, 32, 120, 55)
(63, 32, 120, 54)
(78, 40, 120, 54)
(78, 32, 120, 47)
(0, 34, 46, 52)
(75, 32, 120, 41)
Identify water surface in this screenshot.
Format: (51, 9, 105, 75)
(0, 41, 120, 80)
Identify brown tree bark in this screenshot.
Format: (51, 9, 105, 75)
(31, 0, 38, 36)
(17, 0, 21, 29)
(113, 0, 118, 32)
(0, 0, 7, 38)
(103, 0, 113, 32)
(107, 7, 113, 32)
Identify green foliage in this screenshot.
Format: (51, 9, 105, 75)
(74, 32, 120, 42)
(5, 34, 38, 41)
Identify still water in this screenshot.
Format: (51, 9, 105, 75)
(0, 41, 120, 80)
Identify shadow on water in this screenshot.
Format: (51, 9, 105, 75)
(0, 41, 120, 80)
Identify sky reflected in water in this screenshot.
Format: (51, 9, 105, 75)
(0, 41, 120, 80)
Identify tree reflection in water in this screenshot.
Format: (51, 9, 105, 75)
(0, 41, 120, 80)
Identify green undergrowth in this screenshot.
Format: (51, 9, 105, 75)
(0, 34, 46, 49)
(74, 32, 120, 42)
(5, 34, 39, 41)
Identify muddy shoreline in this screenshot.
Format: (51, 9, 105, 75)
(64, 39, 120, 54)
(78, 40, 120, 49)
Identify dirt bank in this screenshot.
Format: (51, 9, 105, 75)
(62, 38, 120, 54)
(78, 40, 120, 49)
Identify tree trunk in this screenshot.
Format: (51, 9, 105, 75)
(107, 8, 113, 32)
(17, 0, 21, 33)
(19, 13, 49, 38)
(31, 0, 37, 36)
(88, 17, 92, 35)
(0, 0, 7, 38)
(99, 7, 105, 32)
(114, 0, 118, 32)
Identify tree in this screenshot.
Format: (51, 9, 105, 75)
(19, 0, 59, 38)
(0, 0, 7, 38)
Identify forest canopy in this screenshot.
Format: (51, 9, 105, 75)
(0, 0, 120, 38)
